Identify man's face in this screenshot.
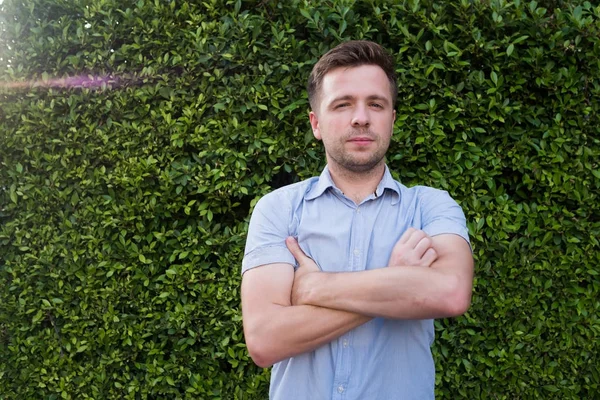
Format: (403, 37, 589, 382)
(309, 64, 396, 174)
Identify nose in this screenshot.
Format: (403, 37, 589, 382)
(351, 105, 370, 127)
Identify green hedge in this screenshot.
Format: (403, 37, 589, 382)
(1, 0, 599, 398)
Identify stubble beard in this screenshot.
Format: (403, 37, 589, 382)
(326, 129, 390, 174)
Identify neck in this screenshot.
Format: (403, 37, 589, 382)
(328, 162, 386, 204)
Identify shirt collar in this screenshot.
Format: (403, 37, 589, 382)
(375, 165, 401, 204)
(305, 165, 337, 200)
(305, 165, 401, 203)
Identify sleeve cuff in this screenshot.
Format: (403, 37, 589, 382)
(241, 245, 297, 274)
(423, 221, 471, 250)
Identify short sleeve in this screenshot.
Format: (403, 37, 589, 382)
(419, 188, 470, 247)
(242, 191, 297, 274)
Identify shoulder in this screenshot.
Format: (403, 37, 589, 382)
(388, 176, 457, 207)
(407, 185, 469, 242)
(410, 184, 450, 197)
(400, 184, 459, 208)
(253, 177, 319, 212)
(395, 182, 466, 223)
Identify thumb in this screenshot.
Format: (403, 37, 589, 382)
(286, 236, 307, 261)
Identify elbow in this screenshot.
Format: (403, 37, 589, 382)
(446, 291, 471, 317)
(248, 349, 274, 369)
(442, 276, 472, 317)
(245, 334, 276, 368)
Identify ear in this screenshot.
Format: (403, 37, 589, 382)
(309, 111, 322, 140)
(393, 109, 396, 122)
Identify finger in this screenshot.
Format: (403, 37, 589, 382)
(405, 229, 427, 249)
(398, 227, 416, 244)
(285, 236, 307, 261)
(421, 248, 438, 267)
(413, 236, 433, 258)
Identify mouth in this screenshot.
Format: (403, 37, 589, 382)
(348, 137, 374, 145)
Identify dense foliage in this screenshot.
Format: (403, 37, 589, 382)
(1, 0, 599, 398)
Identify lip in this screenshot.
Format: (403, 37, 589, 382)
(348, 137, 374, 144)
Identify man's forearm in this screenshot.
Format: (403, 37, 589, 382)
(241, 261, 371, 368)
(294, 234, 473, 320)
(297, 266, 466, 320)
(244, 303, 370, 368)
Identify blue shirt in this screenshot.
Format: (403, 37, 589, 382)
(243, 165, 470, 400)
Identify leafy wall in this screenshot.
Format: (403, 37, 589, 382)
(0, 0, 599, 398)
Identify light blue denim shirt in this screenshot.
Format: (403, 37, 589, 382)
(242, 165, 470, 400)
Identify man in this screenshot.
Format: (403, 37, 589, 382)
(241, 40, 473, 400)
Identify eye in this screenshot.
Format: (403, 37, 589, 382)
(335, 103, 350, 109)
(370, 103, 384, 109)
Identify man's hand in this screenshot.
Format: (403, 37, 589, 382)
(387, 228, 438, 268)
(286, 236, 320, 306)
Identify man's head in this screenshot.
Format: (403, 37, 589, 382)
(307, 40, 397, 111)
(307, 41, 397, 175)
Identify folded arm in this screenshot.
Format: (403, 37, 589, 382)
(241, 260, 370, 368)
(241, 231, 451, 367)
(293, 231, 474, 320)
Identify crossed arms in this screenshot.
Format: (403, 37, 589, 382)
(241, 228, 474, 368)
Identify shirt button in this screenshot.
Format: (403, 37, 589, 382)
(338, 385, 344, 393)
(356, 207, 360, 213)
(343, 339, 349, 347)
(353, 249, 360, 256)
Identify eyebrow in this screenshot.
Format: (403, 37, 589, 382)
(329, 94, 390, 105)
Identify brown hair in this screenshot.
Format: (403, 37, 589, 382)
(307, 40, 398, 110)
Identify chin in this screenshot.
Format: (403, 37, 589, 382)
(341, 160, 385, 173)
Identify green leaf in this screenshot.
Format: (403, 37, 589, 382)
(513, 35, 529, 44)
(32, 310, 43, 324)
(71, 191, 80, 206)
(506, 44, 514, 56)
(543, 385, 559, 393)
(299, 8, 312, 20)
(9, 185, 17, 204)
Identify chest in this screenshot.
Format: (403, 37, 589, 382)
(292, 193, 423, 272)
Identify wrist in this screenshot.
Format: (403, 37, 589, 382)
(297, 271, 324, 305)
